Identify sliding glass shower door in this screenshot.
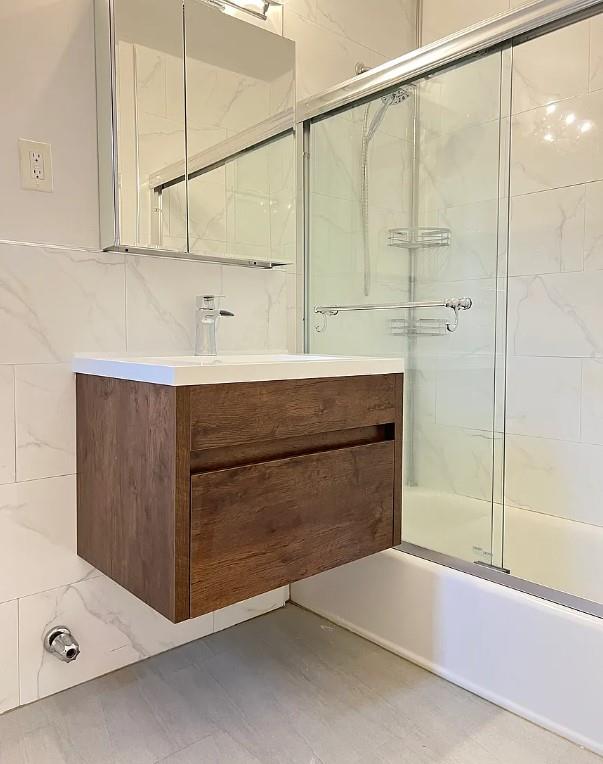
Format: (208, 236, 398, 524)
(306, 49, 509, 568)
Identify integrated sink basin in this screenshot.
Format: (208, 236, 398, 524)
(72, 353, 405, 386)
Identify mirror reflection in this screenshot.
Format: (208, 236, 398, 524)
(101, 0, 295, 264)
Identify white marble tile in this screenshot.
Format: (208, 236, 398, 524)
(413, 277, 498, 358)
(187, 173, 228, 248)
(581, 359, 603, 445)
(314, 0, 416, 61)
(420, 120, 500, 210)
(505, 434, 603, 526)
(18, 575, 214, 705)
(584, 180, 603, 271)
(214, 587, 288, 632)
(421, 0, 507, 45)
(0, 367, 15, 485)
(510, 90, 603, 196)
(506, 356, 581, 440)
(283, 10, 386, 100)
(0, 243, 126, 365)
(507, 271, 603, 358)
(0, 599, 19, 714)
(15, 364, 75, 482)
(0, 476, 93, 605)
(403, 486, 498, 566)
(505, 505, 603, 604)
(220, 266, 289, 354)
(230, 192, 271, 250)
(416, 200, 500, 282)
(420, 52, 502, 137)
(434, 357, 495, 433)
(135, 44, 168, 119)
(311, 112, 361, 201)
(368, 132, 411, 214)
(509, 185, 585, 276)
(125, 254, 222, 355)
(310, 193, 362, 285)
(413, 421, 495, 503)
(233, 148, 270, 197)
(589, 14, 603, 93)
(512, 20, 589, 115)
(185, 55, 269, 136)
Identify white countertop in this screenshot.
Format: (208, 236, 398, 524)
(72, 353, 405, 386)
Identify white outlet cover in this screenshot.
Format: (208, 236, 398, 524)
(18, 138, 53, 193)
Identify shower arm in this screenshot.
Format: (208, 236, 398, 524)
(313, 297, 473, 333)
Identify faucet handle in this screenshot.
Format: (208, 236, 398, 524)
(219, 309, 235, 317)
(196, 294, 223, 309)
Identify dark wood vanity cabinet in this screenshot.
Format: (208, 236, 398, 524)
(76, 373, 403, 623)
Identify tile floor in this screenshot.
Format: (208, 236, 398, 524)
(0, 604, 599, 763)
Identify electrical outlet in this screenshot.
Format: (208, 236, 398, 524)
(19, 139, 53, 192)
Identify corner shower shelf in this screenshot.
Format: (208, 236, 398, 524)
(388, 227, 451, 249)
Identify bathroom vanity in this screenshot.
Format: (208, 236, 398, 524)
(74, 355, 404, 623)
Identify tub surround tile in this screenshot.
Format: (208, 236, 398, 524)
(589, 14, 603, 93)
(509, 186, 585, 276)
(511, 20, 589, 115)
(505, 434, 603, 527)
(0, 476, 94, 606)
(0, 368, 15, 485)
(581, 360, 603, 445)
(0, 600, 19, 714)
(15, 364, 75, 482)
(508, 271, 603, 358)
(420, 120, 500, 210)
(505, 505, 603, 604)
(510, 91, 603, 196)
(413, 421, 495, 504)
(506, 356, 581, 441)
(584, 180, 603, 271)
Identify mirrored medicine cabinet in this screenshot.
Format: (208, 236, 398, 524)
(94, 0, 295, 267)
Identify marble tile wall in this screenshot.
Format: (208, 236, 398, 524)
(1, 0, 419, 715)
(0, 0, 311, 715)
(421, 0, 540, 46)
(282, 0, 417, 99)
(503, 15, 603, 602)
(0, 238, 291, 712)
(414, 6, 603, 600)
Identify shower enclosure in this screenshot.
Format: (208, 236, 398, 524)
(301, 0, 603, 617)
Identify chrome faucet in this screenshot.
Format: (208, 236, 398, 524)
(195, 295, 234, 356)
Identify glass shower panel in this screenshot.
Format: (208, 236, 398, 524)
(307, 51, 507, 566)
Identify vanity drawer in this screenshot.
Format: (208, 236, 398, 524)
(188, 374, 398, 451)
(189, 440, 395, 616)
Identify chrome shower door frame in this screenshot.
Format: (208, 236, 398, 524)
(298, 0, 603, 620)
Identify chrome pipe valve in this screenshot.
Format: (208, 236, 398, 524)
(44, 626, 80, 663)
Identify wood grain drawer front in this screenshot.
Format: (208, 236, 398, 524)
(189, 374, 398, 451)
(190, 441, 395, 616)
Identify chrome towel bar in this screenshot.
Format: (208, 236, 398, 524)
(314, 297, 472, 333)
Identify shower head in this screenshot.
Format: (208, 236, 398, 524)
(364, 85, 414, 142)
(382, 84, 415, 106)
